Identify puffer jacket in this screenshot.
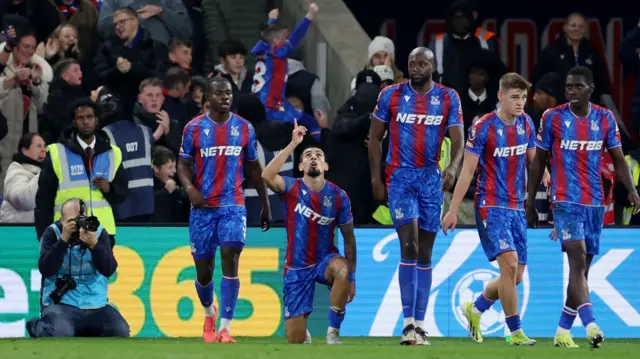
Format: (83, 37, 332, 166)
(0, 158, 41, 223)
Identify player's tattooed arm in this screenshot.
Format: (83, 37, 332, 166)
(339, 221, 357, 276)
(443, 125, 465, 192)
(262, 142, 296, 193)
(526, 147, 549, 226)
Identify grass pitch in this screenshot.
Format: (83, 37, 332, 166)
(1, 337, 637, 359)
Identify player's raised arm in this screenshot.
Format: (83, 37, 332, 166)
(262, 120, 307, 192)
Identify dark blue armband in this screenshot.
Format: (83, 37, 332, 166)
(348, 272, 356, 282)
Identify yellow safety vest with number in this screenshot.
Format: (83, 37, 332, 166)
(48, 143, 122, 235)
(623, 155, 640, 225)
(372, 138, 452, 225)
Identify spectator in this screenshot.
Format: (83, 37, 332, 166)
(0, 110, 7, 143)
(35, 98, 129, 242)
(157, 38, 195, 75)
(530, 72, 564, 130)
(0, 32, 53, 193)
(151, 145, 188, 223)
(326, 74, 382, 224)
(41, 59, 87, 144)
(1, 1, 62, 44)
(214, 38, 253, 96)
(286, 51, 330, 117)
(371, 65, 395, 89)
(27, 198, 129, 338)
(93, 7, 167, 117)
(617, 149, 640, 225)
(461, 50, 500, 136)
(533, 12, 611, 105)
(0, 133, 45, 223)
(428, 0, 504, 96)
(620, 18, 640, 138)
(181, 0, 205, 74)
(162, 67, 198, 152)
(350, 36, 405, 92)
(102, 112, 154, 223)
(189, 75, 208, 111)
(236, 94, 291, 226)
(133, 77, 172, 148)
(98, 1, 192, 45)
(37, 24, 82, 68)
(51, 0, 100, 63)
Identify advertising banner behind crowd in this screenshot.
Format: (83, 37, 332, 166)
(1, 226, 639, 338)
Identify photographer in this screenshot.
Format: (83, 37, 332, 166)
(27, 198, 129, 338)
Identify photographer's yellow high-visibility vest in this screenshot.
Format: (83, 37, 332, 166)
(48, 143, 122, 235)
(623, 155, 640, 225)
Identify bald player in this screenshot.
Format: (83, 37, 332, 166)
(368, 47, 464, 345)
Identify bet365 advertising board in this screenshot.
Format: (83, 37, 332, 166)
(1, 226, 639, 338)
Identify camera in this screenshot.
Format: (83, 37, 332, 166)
(69, 215, 100, 246)
(49, 274, 77, 304)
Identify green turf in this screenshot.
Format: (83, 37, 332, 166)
(0, 337, 637, 359)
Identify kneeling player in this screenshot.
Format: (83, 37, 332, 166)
(442, 73, 536, 346)
(262, 121, 357, 344)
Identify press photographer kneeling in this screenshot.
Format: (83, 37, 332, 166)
(27, 199, 129, 338)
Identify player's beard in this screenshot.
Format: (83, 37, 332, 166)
(307, 168, 322, 178)
(410, 73, 431, 86)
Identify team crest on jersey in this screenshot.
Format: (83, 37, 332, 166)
(323, 195, 332, 208)
(231, 126, 239, 137)
(565, 120, 571, 128)
(430, 96, 440, 105)
(591, 120, 600, 131)
(517, 124, 525, 135)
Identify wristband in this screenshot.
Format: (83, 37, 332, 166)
(348, 272, 356, 283)
(3, 46, 12, 53)
(268, 18, 277, 25)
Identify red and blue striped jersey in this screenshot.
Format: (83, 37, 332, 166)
(251, 18, 311, 110)
(372, 81, 463, 168)
(179, 113, 258, 207)
(279, 177, 353, 269)
(537, 103, 622, 206)
(465, 111, 536, 210)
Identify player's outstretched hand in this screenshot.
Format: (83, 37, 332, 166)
(629, 190, 640, 215)
(260, 206, 272, 232)
(186, 186, 206, 208)
(441, 165, 456, 192)
(441, 211, 457, 235)
(347, 282, 356, 303)
(291, 119, 307, 146)
(268, 8, 279, 20)
(525, 201, 539, 228)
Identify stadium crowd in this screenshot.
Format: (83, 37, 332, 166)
(0, 0, 639, 231)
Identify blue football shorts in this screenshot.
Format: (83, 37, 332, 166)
(475, 207, 528, 264)
(282, 253, 339, 320)
(189, 206, 247, 260)
(553, 202, 604, 255)
(387, 165, 444, 233)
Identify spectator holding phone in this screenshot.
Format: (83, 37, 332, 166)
(0, 28, 53, 193)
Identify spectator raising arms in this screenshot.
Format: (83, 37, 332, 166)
(0, 133, 45, 223)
